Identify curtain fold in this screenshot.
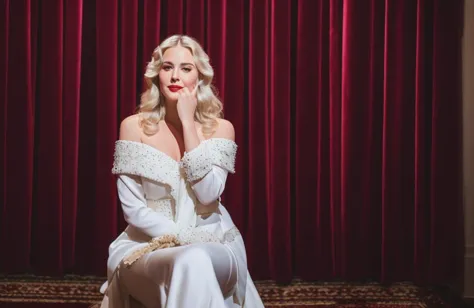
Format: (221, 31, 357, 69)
(0, 0, 9, 274)
(62, 0, 83, 273)
(32, 0, 64, 274)
(0, 0, 464, 286)
(2, 0, 35, 273)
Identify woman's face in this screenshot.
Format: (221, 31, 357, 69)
(158, 45, 199, 102)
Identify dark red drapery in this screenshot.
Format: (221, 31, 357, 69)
(0, 0, 465, 287)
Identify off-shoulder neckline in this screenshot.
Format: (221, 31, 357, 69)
(115, 138, 237, 164)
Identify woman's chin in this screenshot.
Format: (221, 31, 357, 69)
(163, 92, 179, 102)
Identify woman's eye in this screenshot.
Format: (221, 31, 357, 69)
(182, 67, 192, 73)
(162, 65, 172, 71)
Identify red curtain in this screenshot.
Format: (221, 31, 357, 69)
(0, 0, 464, 287)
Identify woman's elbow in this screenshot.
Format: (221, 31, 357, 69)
(195, 191, 220, 206)
(191, 173, 226, 205)
(193, 184, 224, 205)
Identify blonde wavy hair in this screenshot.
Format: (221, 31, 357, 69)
(138, 34, 223, 136)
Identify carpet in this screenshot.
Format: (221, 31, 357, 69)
(0, 275, 460, 307)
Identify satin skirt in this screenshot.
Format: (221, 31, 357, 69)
(118, 242, 241, 308)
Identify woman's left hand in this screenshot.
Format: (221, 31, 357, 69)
(177, 83, 199, 124)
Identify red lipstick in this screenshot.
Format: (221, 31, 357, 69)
(167, 85, 183, 92)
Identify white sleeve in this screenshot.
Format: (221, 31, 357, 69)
(180, 139, 237, 206)
(190, 166, 229, 205)
(117, 174, 178, 238)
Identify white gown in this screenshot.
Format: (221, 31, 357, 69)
(99, 138, 264, 308)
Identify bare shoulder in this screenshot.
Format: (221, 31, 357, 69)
(211, 118, 235, 141)
(119, 114, 142, 142)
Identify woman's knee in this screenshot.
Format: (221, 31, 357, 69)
(174, 245, 213, 269)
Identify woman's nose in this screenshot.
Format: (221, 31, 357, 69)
(171, 68, 180, 81)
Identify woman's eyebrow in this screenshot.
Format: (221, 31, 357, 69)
(163, 61, 195, 67)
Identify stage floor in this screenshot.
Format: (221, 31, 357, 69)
(0, 275, 467, 307)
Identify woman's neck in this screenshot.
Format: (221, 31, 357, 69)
(165, 102, 182, 128)
(164, 101, 182, 131)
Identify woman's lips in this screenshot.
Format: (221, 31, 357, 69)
(167, 85, 183, 92)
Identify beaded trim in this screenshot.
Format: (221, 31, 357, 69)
(112, 139, 237, 200)
(111, 140, 181, 201)
(180, 138, 237, 182)
(178, 225, 241, 246)
(146, 199, 174, 221)
(122, 226, 241, 268)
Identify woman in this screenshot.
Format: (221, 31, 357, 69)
(99, 35, 264, 308)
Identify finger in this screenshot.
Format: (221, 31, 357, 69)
(178, 87, 190, 97)
(192, 81, 200, 96)
(177, 87, 187, 96)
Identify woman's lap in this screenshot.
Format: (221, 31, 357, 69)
(118, 242, 237, 307)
